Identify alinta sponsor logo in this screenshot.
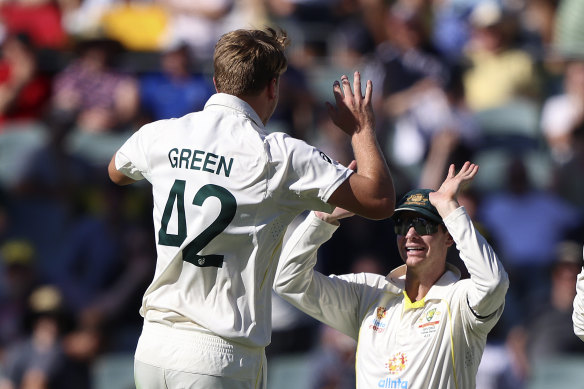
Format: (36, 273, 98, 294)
(377, 377, 408, 388)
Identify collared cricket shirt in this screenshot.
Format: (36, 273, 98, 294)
(115, 93, 351, 376)
(275, 207, 509, 389)
(574, 263, 584, 341)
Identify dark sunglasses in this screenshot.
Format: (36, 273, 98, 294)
(394, 217, 441, 236)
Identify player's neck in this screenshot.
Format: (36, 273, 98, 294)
(404, 268, 444, 302)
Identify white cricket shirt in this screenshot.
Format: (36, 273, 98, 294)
(115, 93, 351, 373)
(573, 263, 584, 341)
(275, 207, 509, 389)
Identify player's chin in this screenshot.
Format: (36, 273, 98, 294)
(404, 254, 427, 267)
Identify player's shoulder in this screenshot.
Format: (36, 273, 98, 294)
(264, 130, 295, 143)
(336, 272, 388, 289)
(264, 131, 314, 154)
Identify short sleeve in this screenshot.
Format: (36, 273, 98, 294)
(115, 125, 153, 181)
(272, 134, 352, 212)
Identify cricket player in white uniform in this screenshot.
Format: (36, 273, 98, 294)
(573, 246, 584, 341)
(107, 28, 395, 389)
(275, 162, 509, 389)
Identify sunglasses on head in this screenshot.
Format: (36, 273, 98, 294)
(393, 216, 441, 236)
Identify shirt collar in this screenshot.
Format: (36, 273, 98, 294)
(386, 263, 462, 310)
(204, 93, 265, 130)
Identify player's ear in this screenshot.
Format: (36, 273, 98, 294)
(267, 77, 278, 99)
(213, 77, 219, 93)
(445, 231, 454, 248)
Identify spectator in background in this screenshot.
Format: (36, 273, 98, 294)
(508, 241, 584, 382)
(475, 320, 525, 389)
(389, 64, 481, 172)
(56, 0, 114, 40)
(479, 157, 582, 329)
(139, 43, 214, 122)
(364, 1, 451, 170)
(0, 285, 91, 389)
(50, 38, 139, 133)
(540, 58, 584, 165)
(0, 240, 40, 353)
(521, 0, 559, 56)
(157, 0, 234, 62)
(50, 186, 122, 319)
(554, 0, 584, 58)
(0, 33, 51, 130)
(0, 0, 66, 50)
(431, 0, 475, 63)
(72, 204, 155, 354)
(308, 325, 356, 389)
(99, 0, 170, 52)
(8, 109, 94, 279)
(524, 241, 584, 356)
(369, 1, 448, 120)
(462, 1, 539, 112)
(552, 123, 584, 212)
(11, 107, 92, 202)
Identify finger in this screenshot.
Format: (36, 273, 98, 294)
(458, 161, 471, 174)
(460, 163, 478, 180)
(447, 163, 456, 178)
(341, 74, 353, 99)
(469, 164, 479, 177)
(347, 160, 357, 171)
(364, 79, 373, 105)
(332, 80, 343, 104)
(353, 71, 362, 100)
(464, 162, 477, 177)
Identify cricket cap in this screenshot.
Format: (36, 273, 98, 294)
(392, 189, 442, 223)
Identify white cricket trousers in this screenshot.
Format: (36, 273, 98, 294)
(133, 321, 267, 389)
(134, 359, 267, 389)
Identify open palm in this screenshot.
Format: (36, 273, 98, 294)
(430, 162, 479, 208)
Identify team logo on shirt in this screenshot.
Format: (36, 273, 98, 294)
(415, 307, 442, 338)
(376, 307, 388, 320)
(385, 352, 407, 374)
(426, 308, 437, 321)
(369, 307, 388, 332)
(318, 150, 332, 164)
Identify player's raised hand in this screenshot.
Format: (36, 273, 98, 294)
(326, 71, 374, 137)
(430, 162, 479, 217)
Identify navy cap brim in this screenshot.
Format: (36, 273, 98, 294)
(392, 206, 442, 223)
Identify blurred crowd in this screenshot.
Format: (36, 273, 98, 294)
(0, 0, 583, 388)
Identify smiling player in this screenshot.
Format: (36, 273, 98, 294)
(275, 162, 509, 389)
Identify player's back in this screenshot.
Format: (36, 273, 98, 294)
(119, 93, 348, 348)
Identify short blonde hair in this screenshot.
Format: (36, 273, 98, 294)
(213, 27, 289, 96)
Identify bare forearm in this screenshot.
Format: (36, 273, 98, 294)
(351, 128, 391, 186)
(349, 129, 395, 216)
